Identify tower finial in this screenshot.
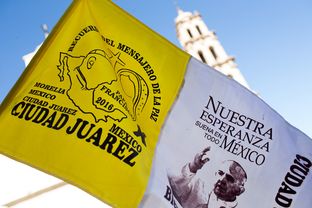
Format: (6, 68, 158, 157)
(174, 0, 181, 13)
(41, 24, 49, 38)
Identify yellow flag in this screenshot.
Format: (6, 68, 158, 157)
(0, 0, 189, 207)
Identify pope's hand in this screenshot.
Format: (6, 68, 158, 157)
(189, 146, 211, 173)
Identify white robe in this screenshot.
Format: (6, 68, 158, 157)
(168, 164, 238, 208)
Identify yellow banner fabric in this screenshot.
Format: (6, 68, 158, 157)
(0, 0, 189, 207)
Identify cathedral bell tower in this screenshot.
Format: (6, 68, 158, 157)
(175, 8, 249, 89)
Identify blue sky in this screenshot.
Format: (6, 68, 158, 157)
(1, 0, 311, 138)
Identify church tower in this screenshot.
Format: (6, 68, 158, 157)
(175, 8, 249, 89)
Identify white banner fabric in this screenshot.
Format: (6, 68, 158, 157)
(140, 57, 312, 208)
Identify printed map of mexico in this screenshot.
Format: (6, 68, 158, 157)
(57, 48, 149, 123)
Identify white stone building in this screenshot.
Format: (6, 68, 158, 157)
(175, 8, 250, 89)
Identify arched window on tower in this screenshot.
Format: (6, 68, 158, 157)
(187, 29, 193, 38)
(198, 50, 207, 64)
(196, 25, 202, 35)
(209, 46, 218, 60)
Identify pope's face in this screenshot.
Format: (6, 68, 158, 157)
(213, 161, 246, 201)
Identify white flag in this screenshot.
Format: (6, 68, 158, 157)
(140, 57, 312, 208)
